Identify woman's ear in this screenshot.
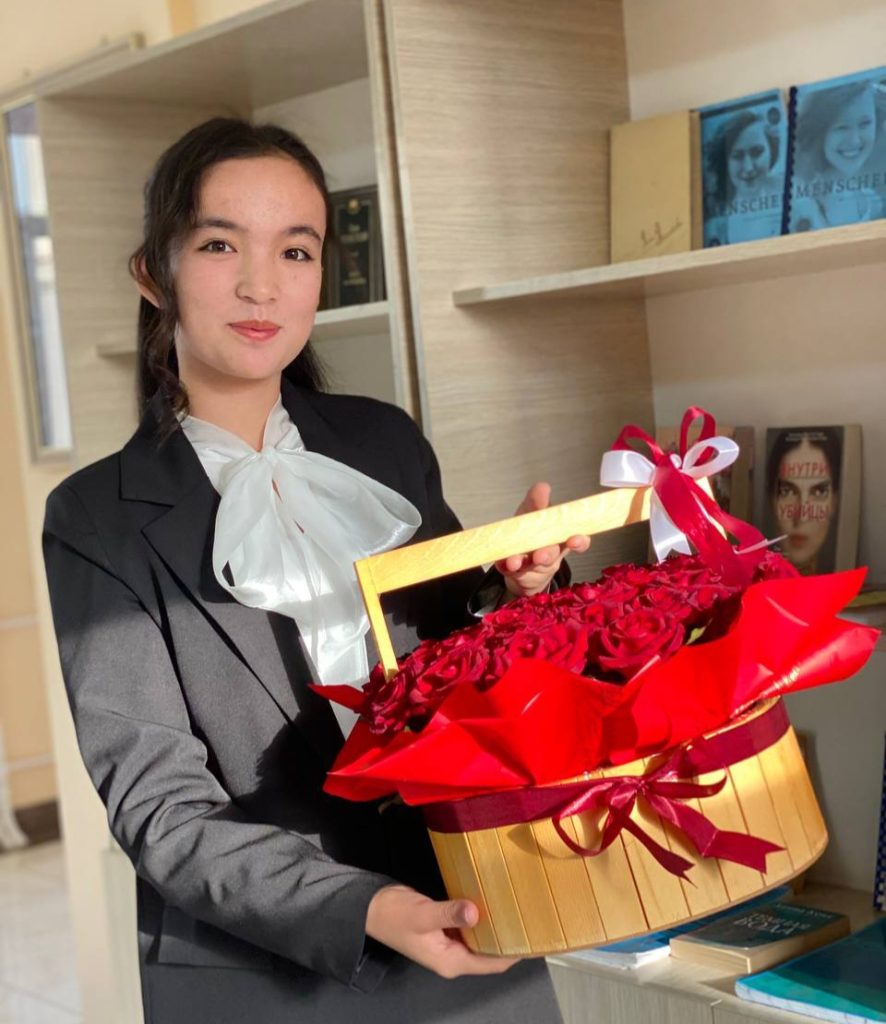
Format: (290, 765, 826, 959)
(134, 255, 162, 309)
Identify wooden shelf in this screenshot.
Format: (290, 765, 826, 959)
(312, 301, 390, 340)
(94, 302, 390, 358)
(453, 220, 886, 306)
(46, 0, 368, 107)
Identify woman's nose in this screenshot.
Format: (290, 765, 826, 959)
(236, 258, 277, 303)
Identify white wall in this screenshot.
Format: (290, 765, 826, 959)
(623, 0, 886, 890)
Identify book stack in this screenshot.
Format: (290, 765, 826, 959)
(670, 900, 850, 974)
(735, 917, 886, 1024)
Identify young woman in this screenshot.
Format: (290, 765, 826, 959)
(42, 118, 587, 1023)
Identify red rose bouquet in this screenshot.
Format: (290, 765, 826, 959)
(314, 408, 878, 955)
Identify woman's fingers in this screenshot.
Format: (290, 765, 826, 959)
(365, 885, 519, 978)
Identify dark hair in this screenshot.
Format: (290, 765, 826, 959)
(705, 110, 779, 203)
(795, 81, 881, 179)
(766, 428, 843, 499)
(129, 117, 330, 439)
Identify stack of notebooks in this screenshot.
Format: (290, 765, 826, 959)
(609, 63, 886, 262)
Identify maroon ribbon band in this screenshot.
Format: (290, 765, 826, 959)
(422, 699, 789, 880)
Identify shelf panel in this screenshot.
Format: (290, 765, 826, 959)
(95, 302, 390, 358)
(312, 301, 390, 340)
(453, 220, 886, 306)
(46, 0, 368, 108)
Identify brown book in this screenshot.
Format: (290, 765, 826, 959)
(670, 901, 850, 974)
(762, 425, 861, 576)
(610, 110, 702, 263)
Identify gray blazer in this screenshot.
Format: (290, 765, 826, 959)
(43, 381, 562, 1024)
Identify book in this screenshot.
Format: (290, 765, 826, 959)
(609, 110, 702, 263)
(762, 424, 861, 576)
(564, 884, 790, 969)
(786, 66, 886, 234)
(699, 89, 788, 247)
(735, 917, 886, 1023)
(656, 423, 754, 523)
(670, 900, 850, 974)
(322, 185, 386, 309)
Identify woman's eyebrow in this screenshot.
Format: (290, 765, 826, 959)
(193, 216, 322, 243)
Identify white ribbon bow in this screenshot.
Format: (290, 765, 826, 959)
(600, 437, 739, 561)
(182, 403, 421, 705)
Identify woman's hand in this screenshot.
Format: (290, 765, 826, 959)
(496, 482, 590, 598)
(365, 884, 518, 978)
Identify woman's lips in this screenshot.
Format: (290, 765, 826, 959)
(229, 321, 281, 341)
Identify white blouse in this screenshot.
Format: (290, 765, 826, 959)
(180, 396, 421, 735)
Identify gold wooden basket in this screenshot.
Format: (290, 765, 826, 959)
(354, 488, 827, 956)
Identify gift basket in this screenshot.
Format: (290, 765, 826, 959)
(316, 409, 878, 957)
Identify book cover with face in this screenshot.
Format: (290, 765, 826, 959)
(700, 90, 788, 247)
(788, 66, 886, 233)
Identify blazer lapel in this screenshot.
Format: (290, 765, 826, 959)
(120, 395, 317, 733)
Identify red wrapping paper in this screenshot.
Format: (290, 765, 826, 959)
(322, 569, 877, 805)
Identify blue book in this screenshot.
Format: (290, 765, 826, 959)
(699, 89, 788, 247)
(735, 917, 886, 1023)
(786, 66, 886, 234)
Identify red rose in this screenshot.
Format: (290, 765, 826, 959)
(362, 662, 415, 735)
(596, 607, 684, 679)
(639, 585, 693, 621)
(421, 642, 490, 692)
(504, 621, 589, 674)
(754, 550, 799, 581)
(597, 579, 640, 610)
(602, 563, 657, 588)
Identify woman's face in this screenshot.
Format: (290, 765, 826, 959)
(168, 155, 326, 391)
(772, 438, 837, 571)
(728, 121, 771, 196)
(823, 90, 876, 175)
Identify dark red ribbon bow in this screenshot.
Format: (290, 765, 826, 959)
(550, 747, 781, 880)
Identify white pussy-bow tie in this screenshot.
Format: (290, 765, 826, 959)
(180, 399, 421, 724)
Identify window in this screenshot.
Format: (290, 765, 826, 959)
(3, 102, 72, 456)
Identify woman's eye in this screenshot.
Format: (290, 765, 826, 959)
(284, 248, 312, 261)
(199, 239, 233, 253)
(811, 483, 832, 499)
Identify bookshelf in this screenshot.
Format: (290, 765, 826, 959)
(453, 220, 886, 306)
(547, 883, 884, 1024)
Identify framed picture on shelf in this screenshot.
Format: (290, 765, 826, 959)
(322, 185, 386, 310)
(0, 100, 72, 460)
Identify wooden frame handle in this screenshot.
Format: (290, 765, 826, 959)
(356, 486, 652, 678)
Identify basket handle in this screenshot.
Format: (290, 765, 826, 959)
(355, 486, 652, 678)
